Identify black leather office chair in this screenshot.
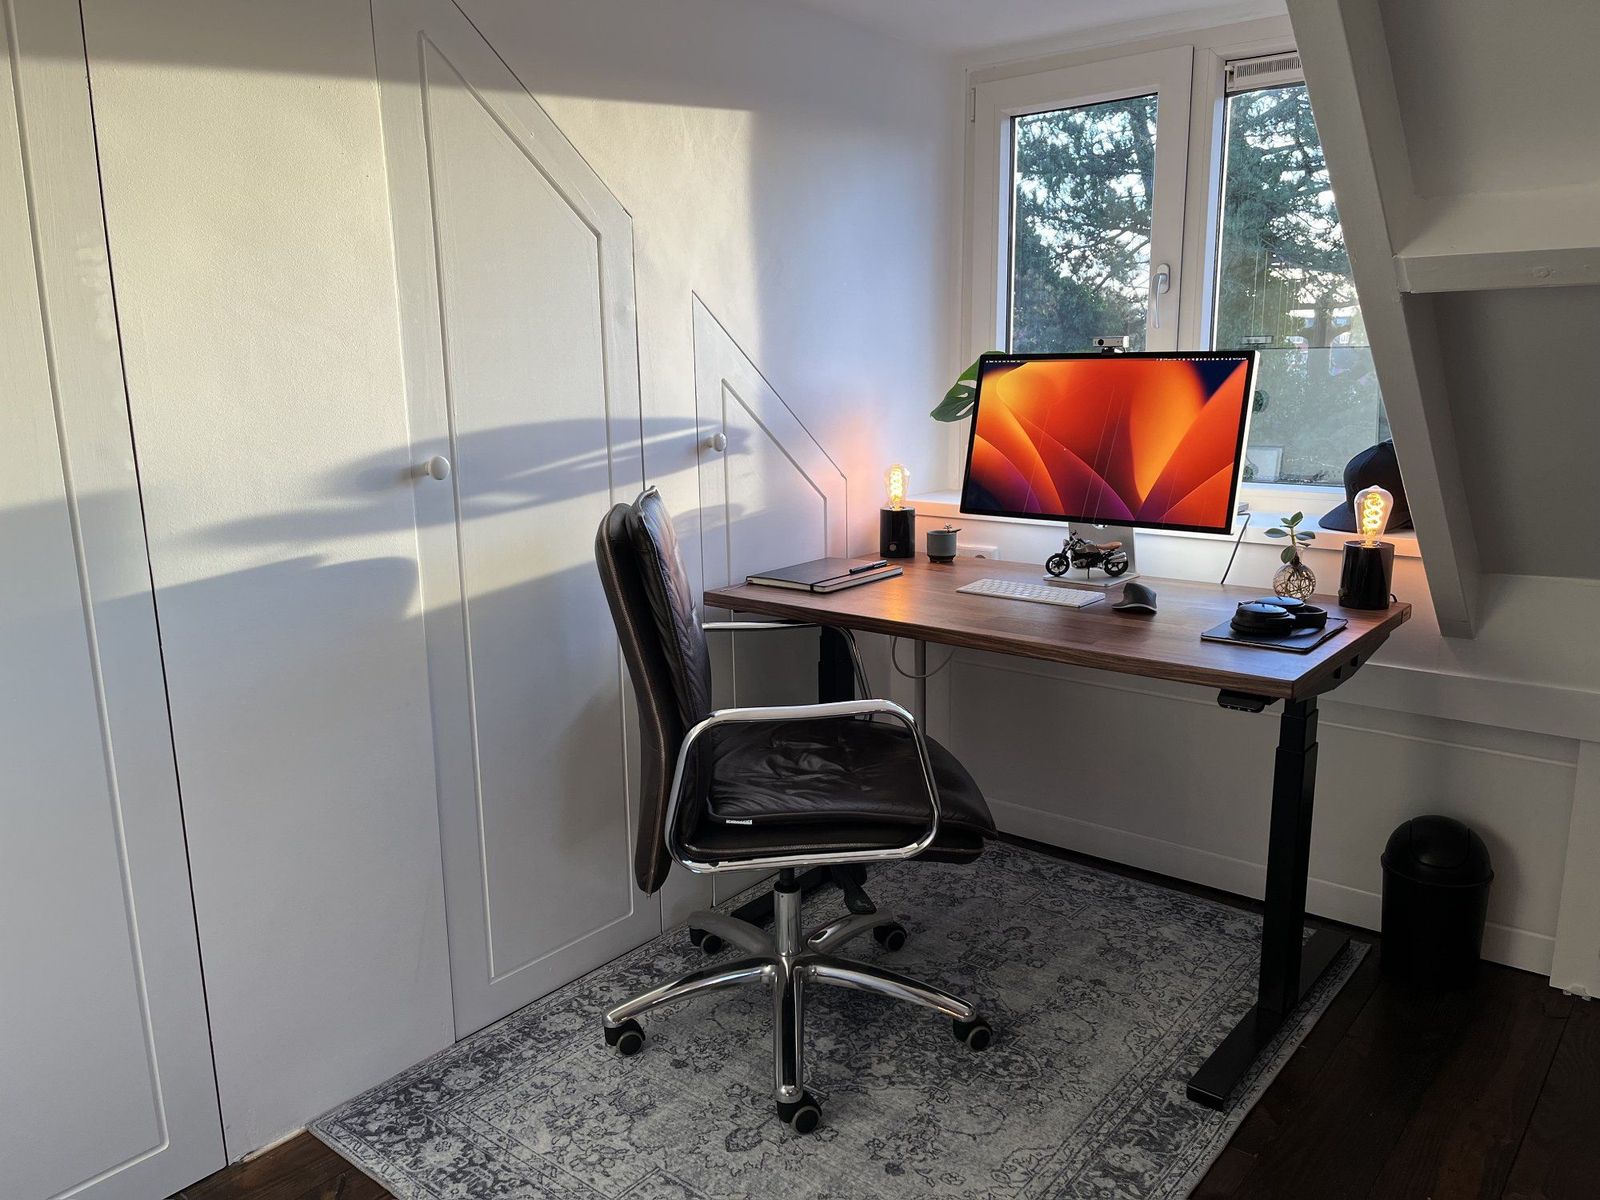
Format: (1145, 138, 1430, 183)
(594, 487, 997, 1133)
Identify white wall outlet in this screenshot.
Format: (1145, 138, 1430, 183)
(960, 542, 1001, 560)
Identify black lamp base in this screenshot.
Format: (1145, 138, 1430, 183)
(879, 507, 916, 559)
(1339, 541, 1394, 609)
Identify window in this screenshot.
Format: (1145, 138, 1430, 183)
(1009, 95, 1158, 352)
(1213, 78, 1389, 486)
(969, 44, 1390, 498)
(968, 47, 1193, 361)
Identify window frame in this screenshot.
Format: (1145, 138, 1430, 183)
(958, 28, 1354, 528)
(966, 46, 1194, 363)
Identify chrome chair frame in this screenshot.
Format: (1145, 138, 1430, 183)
(603, 622, 988, 1131)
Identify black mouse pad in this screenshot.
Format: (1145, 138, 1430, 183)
(1200, 616, 1348, 653)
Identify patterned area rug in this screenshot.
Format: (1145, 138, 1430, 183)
(314, 842, 1363, 1198)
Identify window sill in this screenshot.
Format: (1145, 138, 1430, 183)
(908, 489, 1421, 558)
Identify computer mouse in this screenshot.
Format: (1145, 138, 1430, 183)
(1113, 581, 1157, 614)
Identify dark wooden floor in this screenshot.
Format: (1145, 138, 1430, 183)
(175, 851, 1600, 1200)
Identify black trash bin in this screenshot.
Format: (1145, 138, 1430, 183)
(1381, 815, 1493, 986)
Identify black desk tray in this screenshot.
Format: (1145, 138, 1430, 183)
(1200, 616, 1348, 654)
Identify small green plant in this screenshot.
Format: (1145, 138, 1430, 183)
(1263, 511, 1316, 566)
(1265, 511, 1319, 599)
(930, 355, 988, 422)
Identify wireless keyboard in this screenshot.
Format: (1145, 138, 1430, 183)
(956, 578, 1104, 609)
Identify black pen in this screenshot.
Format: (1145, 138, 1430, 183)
(848, 560, 888, 574)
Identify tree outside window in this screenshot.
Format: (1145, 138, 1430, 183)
(1009, 94, 1156, 353)
(1214, 82, 1388, 485)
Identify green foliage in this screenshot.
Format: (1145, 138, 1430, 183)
(1265, 510, 1316, 563)
(1009, 96, 1157, 353)
(931, 355, 986, 422)
(1212, 85, 1388, 482)
(1213, 88, 1355, 347)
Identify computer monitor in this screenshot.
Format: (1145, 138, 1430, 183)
(959, 350, 1257, 536)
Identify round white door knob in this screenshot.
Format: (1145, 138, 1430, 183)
(425, 455, 451, 481)
(706, 432, 728, 453)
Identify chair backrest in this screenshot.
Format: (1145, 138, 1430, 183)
(594, 488, 714, 894)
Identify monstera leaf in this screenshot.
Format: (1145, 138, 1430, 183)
(930, 355, 987, 422)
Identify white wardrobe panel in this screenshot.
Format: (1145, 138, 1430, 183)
(0, 1, 223, 1194)
(81, 0, 454, 1156)
(692, 296, 849, 903)
(377, 0, 658, 1036)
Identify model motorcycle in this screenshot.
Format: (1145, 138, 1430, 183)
(1045, 532, 1130, 578)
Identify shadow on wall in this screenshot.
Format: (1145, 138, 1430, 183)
(193, 418, 740, 548)
(61, 0, 955, 564)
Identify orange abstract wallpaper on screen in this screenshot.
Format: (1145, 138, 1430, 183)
(961, 355, 1252, 533)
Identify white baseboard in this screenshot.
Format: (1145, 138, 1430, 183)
(990, 796, 1555, 977)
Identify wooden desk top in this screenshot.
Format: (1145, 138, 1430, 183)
(706, 558, 1410, 701)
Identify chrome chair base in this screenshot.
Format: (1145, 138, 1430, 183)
(602, 875, 991, 1133)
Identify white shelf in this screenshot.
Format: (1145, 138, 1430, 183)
(1393, 184, 1600, 294)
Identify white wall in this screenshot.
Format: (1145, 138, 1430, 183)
(72, 0, 960, 1159)
(451, 0, 961, 922)
(80, 0, 453, 1158)
(454, 0, 962, 566)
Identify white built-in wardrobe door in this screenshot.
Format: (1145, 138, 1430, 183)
(377, 0, 657, 1036)
(692, 297, 850, 903)
(0, 1, 222, 1195)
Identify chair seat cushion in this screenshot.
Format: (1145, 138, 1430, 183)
(679, 716, 994, 864)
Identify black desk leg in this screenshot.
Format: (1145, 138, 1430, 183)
(818, 626, 855, 704)
(1187, 697, 1350, 1109)
(731, 626, 862, 927)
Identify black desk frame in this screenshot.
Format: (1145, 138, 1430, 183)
(734, 626, 1368, 1110)
(1185, 692, 1342, 1107)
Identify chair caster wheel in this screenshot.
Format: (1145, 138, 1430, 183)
(603, 1018, 644, 1056)
(777, 1091, 822, 1134)
(688, 927, 724, 955)
(872, 922, 908, 952)
(953, 1016, 992, 1051)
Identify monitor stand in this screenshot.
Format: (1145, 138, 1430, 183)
(1041, 522, 1141, 590)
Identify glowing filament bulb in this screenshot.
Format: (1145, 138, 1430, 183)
(1355, 485, 1393, 549)
(884, 463, 910, 511)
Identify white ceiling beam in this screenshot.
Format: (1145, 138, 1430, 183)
(1288, 0, 1480, 636)
(1394, 183, 1600, 293)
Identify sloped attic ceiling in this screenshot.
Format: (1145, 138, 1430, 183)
(1288, 0, 1600, 635)
(1434, 286, 1600, 579)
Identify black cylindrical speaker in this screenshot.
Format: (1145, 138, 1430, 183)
(879, 507, 915, 559)
(1339, 540, 1394, 609)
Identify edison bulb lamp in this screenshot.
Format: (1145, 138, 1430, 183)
(1340, 485, 1396, 609)
(879, 463, 916, 559)
(884, 464, 910, 510)
(1355, 485, 1393, 549)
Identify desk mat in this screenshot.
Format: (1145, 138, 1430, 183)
(314, 842, 1363, 1200)
(1200, 615, 1349, 653)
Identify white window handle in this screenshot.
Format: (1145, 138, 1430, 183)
(705, 432, 728, 453)
(1150, 262, 1171, 329)
(420, 455, 451, 481)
